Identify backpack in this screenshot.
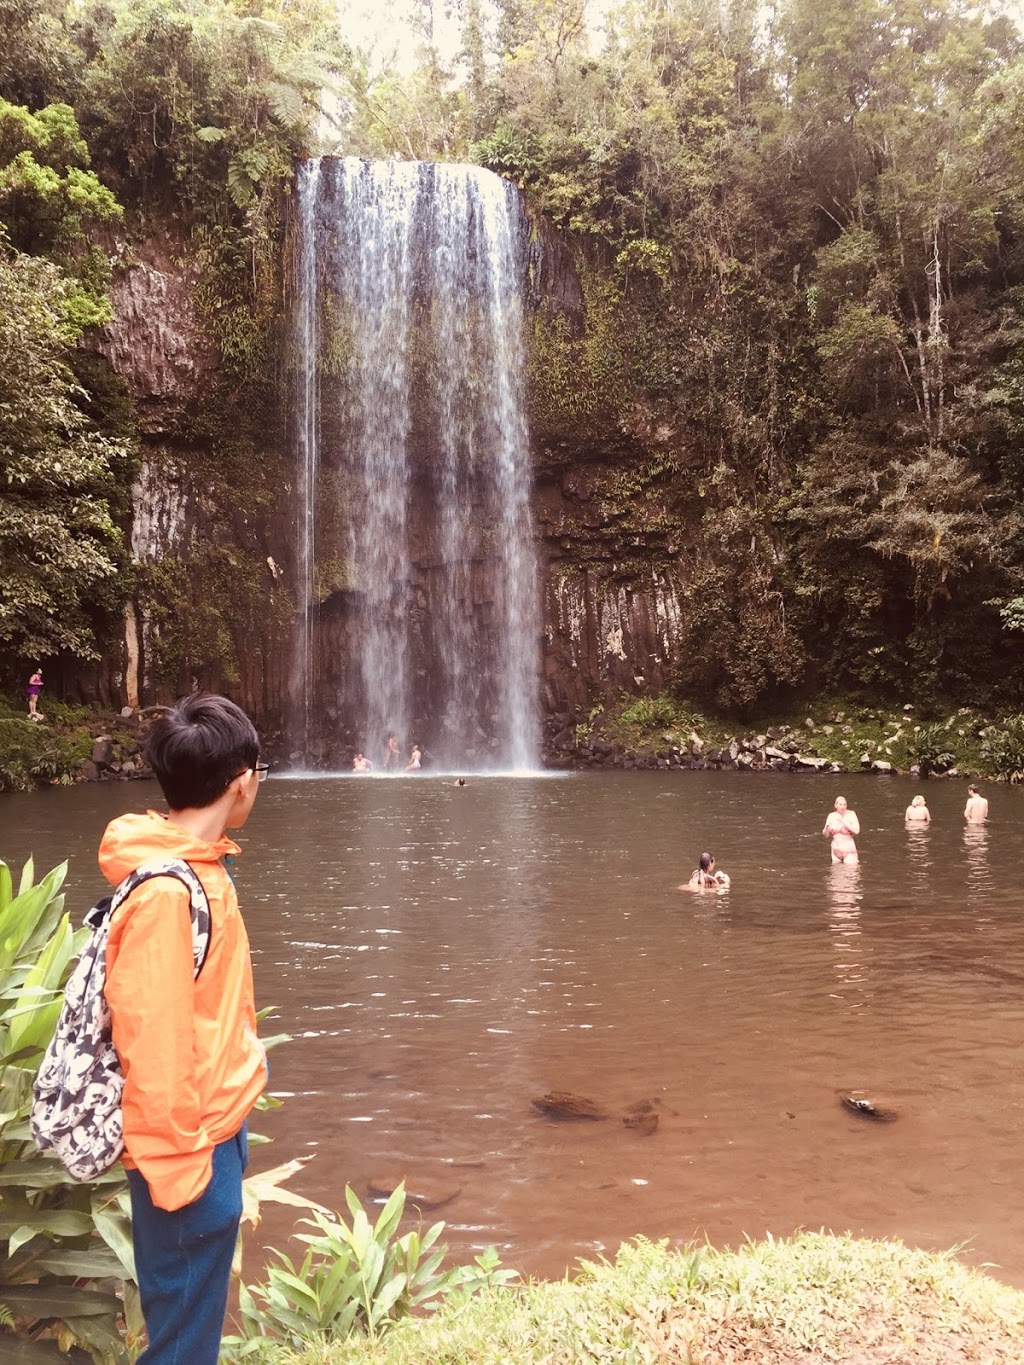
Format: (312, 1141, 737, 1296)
(31, 859, 211, 1182)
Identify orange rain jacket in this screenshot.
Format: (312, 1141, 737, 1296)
(99, 811, 267, 1212)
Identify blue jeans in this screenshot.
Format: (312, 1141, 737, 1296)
(128, 1125, 248, 1364)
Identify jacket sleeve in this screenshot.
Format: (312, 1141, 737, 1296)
(105, 883, 213, 1211)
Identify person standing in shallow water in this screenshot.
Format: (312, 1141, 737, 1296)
(823, 796, 860, 864)
(964, 784, 989, 823)
(905, 795, 931, 824)
(383, 734, 401, 772)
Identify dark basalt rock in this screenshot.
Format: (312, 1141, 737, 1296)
(623, 1114, 658, 1136)
(531, 1091, 608, 1121)
(367, 1174, 462, 1211)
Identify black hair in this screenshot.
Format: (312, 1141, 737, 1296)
(699, 851, 714, 873)
(145, 693, 259, 811)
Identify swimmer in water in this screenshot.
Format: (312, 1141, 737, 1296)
(964, 784, 989, 824)
(823, 796, 860, 863)
(905, 794, 930, 824)
(683, 851, 730, 891)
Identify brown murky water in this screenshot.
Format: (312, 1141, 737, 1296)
(3, 772, 1024, 1285)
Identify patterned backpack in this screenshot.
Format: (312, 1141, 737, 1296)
(31, 859, 211, 1182)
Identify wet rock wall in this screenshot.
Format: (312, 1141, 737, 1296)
(70, 179, 705, 761)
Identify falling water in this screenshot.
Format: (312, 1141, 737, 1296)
(291, 158, 539, 770)
(295, 158, 321, 751)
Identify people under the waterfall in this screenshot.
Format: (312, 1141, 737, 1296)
(405, 744, 422, 772)
(352, 752, 372, 773)
(383, 734, 402, 772)
(823, 796, 860, 864)
(683, 852, 729, 891)
(905, 794, 931, 824)
(964, 784, 989, 823)
(26, 668, 43, 720)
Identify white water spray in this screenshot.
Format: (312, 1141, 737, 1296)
(291, 158, 539, 770)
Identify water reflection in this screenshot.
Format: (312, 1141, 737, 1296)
(827, 863, 865, 1004)
(905, 824, 932, 894)
(963, 822, 992, 905)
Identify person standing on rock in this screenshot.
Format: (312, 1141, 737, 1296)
(823, 796, 860, 863)
(26, 668, 43, 720)
(964, 784, 989, 823)
(383, 734, 401, 772)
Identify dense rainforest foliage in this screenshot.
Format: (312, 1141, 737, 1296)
(3, 0, 1024, 714)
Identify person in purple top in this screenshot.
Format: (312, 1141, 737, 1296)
(26, 668, 43, 720)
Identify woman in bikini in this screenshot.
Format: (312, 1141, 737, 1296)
(823, 796, 860, 863)
(684, 851, 730, 891)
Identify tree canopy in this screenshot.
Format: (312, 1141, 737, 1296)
(4, 0, 1024, 709)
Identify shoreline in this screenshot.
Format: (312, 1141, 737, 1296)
(0, 693, 1013, 791)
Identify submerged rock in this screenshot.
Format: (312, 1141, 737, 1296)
(367, 1174, 462, 1211)
(531, 1091, 608, 1121)
(622, 1111, 659, 1136)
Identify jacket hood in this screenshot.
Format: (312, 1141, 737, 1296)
(98, 811, 240, 885)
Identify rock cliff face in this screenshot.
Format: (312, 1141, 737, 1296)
(91, 235, 221, 430)
(79, 186, 696, 760)
(525, 220, 694, 747)
(85, 221, 293, 724)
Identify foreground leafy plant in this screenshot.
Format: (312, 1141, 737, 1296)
(222, 1182, 517, 1356)
(0, 858, 141, 1361)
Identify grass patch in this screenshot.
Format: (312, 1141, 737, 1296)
(255, 1232, 1024, 1363)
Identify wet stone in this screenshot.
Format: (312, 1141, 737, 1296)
(531, 1091, 608, 1121)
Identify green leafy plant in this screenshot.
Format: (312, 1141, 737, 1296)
(0, 857, 141, 1361)
(980, 716, 1024, 783)
(617, 694, 682, 733)
(0, 719, 91, 793)
(222, 1182, 517, 1356)
(913, 723, 957, 778)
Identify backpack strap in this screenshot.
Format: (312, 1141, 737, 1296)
(88, 859, 212, 978)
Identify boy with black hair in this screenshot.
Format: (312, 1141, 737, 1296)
(100, 693, 269, 1363)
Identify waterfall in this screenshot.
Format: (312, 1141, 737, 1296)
(295, 158, 321, 753)
(291, 158, 539, 771)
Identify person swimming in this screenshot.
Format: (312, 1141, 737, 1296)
(683, 851, 730, 891)
(823, 796, 860, 864)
